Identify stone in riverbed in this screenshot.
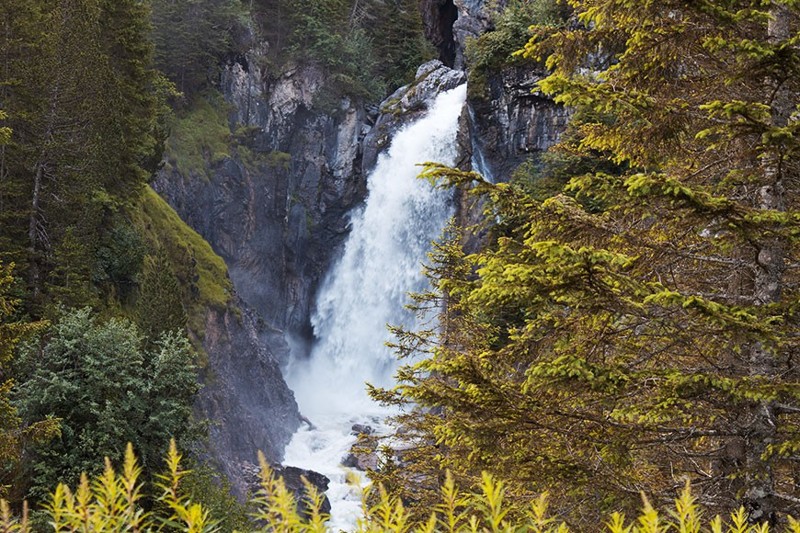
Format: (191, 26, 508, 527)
(350, 423, 374, 436)
(242, 461, 332, 516)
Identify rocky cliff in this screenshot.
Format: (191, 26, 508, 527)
(155, 53, 370, 348)
(421, 0, 569, 178)
(153, 44, 373, 491)
(362, 60, 467, 173)
(153, 0, 569, 494)
(198, 300, 300, 496)
(469, 63, 571, 178)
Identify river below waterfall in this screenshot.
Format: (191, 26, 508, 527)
(283, 83, 467, 530)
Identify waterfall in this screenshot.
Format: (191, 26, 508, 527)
(284, 83, 467, 530)
(468, 106, 495, 183)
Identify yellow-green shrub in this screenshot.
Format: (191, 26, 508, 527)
(3, 444, 799, 532)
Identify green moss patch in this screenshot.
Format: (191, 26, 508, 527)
(164, 91, 232, 180)
(132, 187, 232, 337)
(237, 146, 291, 173)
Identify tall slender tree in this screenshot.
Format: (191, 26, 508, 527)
(150, 0, 244, 95)
(0, 0, 160, 311)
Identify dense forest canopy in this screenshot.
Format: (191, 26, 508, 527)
(0, 0, 798, 530)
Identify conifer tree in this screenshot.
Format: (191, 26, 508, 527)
(371, 0, 435, 91)
(46, 227, 98, 311)
(0, 263, 58, 497)
(0, 0, 48, 270)
(377, 0, 800, 526)
(0, 0, 159, 311)
(150, 0, 244, 95)
(15, 309, 199, 501)
(135, 253, 187, 345)
(97, 0, 160, 191)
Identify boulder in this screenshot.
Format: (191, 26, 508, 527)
(242, 461, 332, 516)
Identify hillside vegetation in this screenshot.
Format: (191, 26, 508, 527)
(0, 0, 798, 530)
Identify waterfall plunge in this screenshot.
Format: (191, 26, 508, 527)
(284, 84, 467, 529)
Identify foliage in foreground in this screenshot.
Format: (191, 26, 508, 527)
(1, 444, 800, 532)
(14, 308, 200, 503)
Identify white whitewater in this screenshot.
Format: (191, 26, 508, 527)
(284, 84, 467, 530)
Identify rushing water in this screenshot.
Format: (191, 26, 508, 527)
(283, 84, 467, 530)
(468, 106, 495, 183)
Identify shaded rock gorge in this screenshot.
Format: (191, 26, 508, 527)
(152, 0, 567, 501)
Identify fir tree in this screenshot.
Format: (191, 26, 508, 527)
(0, 263, 58, 498)
(135, 253, 188, 345)
(150, 0, 244, 95)
(377, 0, 800, 526)
(0, 0, 159, 312)
(15, 308, 200, 502)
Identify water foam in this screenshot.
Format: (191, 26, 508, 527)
(284, 83, 467, 530)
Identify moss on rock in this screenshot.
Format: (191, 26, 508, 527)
(131, 186, 232, 338)
(164, 91, 232, 181)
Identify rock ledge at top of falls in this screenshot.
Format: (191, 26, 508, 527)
(362, 60, 466, 173)
(381, 60, 466, 117)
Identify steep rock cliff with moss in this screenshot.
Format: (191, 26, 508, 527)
(461, 1, 571, 178)
(131, 187, 301, 495)
(151, 0, 570, 494)
(153, 58, 368, 350)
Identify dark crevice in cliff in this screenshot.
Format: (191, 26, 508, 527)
(422, 0, 458, 67)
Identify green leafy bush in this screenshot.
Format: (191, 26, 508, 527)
(14, 309, 200, 501)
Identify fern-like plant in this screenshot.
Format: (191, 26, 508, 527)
(2, 445, 799, 532)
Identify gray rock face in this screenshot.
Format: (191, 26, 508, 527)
(155, 52, 368, 344)
(362, 60, 467, 173)
(420, 0, 503, 70)
(452, 0, 498, 69)
(469, 64, 570, 178)
(418, 0, 568, 176)
(420, 0, 459, 66)
(198, 299, 301, 497)
(153, 47, 370, 494)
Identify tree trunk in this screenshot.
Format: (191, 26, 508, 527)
(742, 2, 792, 523)
(27, 71, 60, 299)
(27, 161, 43, 297)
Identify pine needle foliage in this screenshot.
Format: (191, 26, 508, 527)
(0, 262, 58, 497)
(373, 0, 800, 526)
(14, 308, 200, 502)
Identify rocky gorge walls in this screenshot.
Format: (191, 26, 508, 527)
(469, 62, 571, 178)
(153, 44, 373, 492)
(196, 299, 301, 496)
(152, 0, 570, 495)
(155, 56, 368, 345)
(421, 0, 570, 175)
